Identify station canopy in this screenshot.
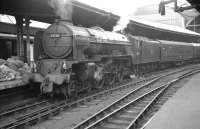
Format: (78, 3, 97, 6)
(0, 0, 119, 31)
(125, 17, 200, 43)
(187, 0, 200, 12)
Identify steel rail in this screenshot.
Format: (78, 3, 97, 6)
(0, 97, 37, 112)
(72, 77, 161, 129)
(0, 100, 49, 118)
(83, 83, 169, 129)
(126, 69, 200, 129)
(138, 69, 200, 129)
(0, 75, 159, 129)
(72, 67, 197, 129)
(1, 76, 158, 129)
(83, 69, 200, 129)
(0, 66, 197, 129)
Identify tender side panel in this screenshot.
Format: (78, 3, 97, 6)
(127, 35, 141, 64)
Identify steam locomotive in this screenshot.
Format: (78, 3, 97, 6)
(33, 19, 200, 98)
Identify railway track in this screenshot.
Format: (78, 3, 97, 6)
(72, 68, 200, 129)
(0, 86, 39, 110)
(0, 65, 198, 129)
(0, 99, 49, 118)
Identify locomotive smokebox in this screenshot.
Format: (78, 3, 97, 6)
(42, 19, 73, 58)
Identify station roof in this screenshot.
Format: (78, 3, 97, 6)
(125, 18, 200, 43)
(185, 0, 200, 31)
(0, 22, 43, 36)
(0, 0, 119, 31)
(187, 0, 200, 12)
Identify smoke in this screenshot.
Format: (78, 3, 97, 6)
(113, 16, 130, 32)
(49, 0, 73, 20)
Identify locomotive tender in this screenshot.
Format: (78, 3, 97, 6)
(33, 19, 200, 98)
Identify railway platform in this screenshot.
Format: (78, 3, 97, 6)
(0, 79, 27, 90)
(144, 73, 200, 129)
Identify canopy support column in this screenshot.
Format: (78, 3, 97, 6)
(15, 16, 24, 61)
(25, 18, 31, 63)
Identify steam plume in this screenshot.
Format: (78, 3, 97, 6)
(49, 0, 73, 21)
(113, 16, 129, 32)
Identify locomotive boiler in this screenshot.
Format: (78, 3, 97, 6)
(34, 19, 134, 98)
(33, 19, 200, 99)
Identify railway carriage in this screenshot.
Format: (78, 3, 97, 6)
(193, 43, 200, 62)
(160, 40, 194, 66)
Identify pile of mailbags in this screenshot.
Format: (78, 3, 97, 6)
(0, 57, 31, 82)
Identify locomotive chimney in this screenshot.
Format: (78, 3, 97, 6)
(49, 0, 73, 24)
(55, 19, 73, 25)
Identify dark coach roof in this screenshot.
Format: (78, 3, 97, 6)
(0, 0, 119, 31)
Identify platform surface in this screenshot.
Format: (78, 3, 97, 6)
(0, 79, 27, 90)
(144, 73, 200, 129)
